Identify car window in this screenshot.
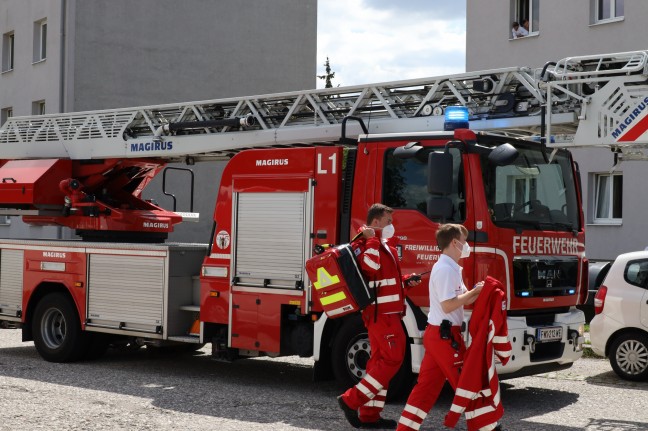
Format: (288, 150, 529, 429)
(624, 259, 648, 289)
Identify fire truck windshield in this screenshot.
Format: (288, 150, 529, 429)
(481, 144, 580, 232)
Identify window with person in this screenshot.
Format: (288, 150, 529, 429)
(510, 0, 539, 35)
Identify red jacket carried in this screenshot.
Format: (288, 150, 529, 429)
(444, 276, 512, 431)
(353, 235, 407, 315)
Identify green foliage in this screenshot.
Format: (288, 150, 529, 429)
(317, 57, 336, 88)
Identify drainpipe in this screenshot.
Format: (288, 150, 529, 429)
(57, 0, 67, 240)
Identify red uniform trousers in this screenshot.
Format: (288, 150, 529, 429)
(397, 325, 466, 431)
(341, 312, 406, 423)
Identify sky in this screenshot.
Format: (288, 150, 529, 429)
(316, 0, 467, 88)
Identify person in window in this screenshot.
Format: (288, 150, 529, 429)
(337, 203, 421, 429)
(511, 21, 528, 38)
(522, 18, 530, 32)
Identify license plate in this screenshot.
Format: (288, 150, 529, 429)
(536, 326, 563, 342)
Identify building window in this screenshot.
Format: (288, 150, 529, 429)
(2, 32, 15, 72)
(33, 19, 47, 62)
(596, 0, 624, 22)
(1, 107, 13, 125)
(511, 0, 539, 35)
(593, 173, 622, 222)
(0, 216, 10, 226)
(32, 100, 46, 115)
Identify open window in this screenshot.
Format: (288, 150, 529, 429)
(33, 19, 47, 62)
(592, 0, 624, 24)
(510, 0, 539, 36)
(592, 172, 622, 224)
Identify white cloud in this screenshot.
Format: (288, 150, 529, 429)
(317, 0, 466, 88)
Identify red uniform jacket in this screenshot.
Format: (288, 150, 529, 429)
(444, 276, 512, 431)
(353, 235, 408, 315)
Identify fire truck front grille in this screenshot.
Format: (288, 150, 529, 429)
(512, 256, 579, 298)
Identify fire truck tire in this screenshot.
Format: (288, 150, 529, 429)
(331, 315, 414, 400)
(32, 293, 88, 363)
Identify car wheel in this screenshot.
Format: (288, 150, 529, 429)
(609, 332, 648, 381)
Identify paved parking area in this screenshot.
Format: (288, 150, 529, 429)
(1, 329, 646, 430)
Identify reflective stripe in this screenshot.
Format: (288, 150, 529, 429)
(455, 388, 477, 399)
(464, 404, 495, 419)
(376, 294, 400, 304)
(319, 291, 346, 306)
(449, 403, 463, 413)
(364, 399, 385, 408)
(365, 248, 380, 257)
(376, 389, 387, 397)
(398, 416, 422, 430)
(404, 404, 427, 420)
(492, 335, 509, 343)
(369, 278, 397, 287)
(494, 348, 512, 358)
(364, 374, 383, 392)
(356, 382, 373, 397)
(363, 256, 380, 270)
(326, 305, 353, 317)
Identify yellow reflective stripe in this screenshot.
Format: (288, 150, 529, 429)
(320, 291, 347, 306)
(313, 267, 341, 290)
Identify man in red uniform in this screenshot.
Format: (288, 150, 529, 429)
(337, 203, 420, 429)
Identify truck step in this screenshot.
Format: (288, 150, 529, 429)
(167, 335, 202, 344)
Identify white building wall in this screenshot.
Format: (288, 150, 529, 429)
(0, 0, 316, 243)
(466, 0, 648, 260)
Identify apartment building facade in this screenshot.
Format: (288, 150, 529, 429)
(0, 0, 317, 242)
(466, 0, 648, 260)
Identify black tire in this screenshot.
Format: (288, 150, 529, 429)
(32, 293, 88, 362)
(609, 332, 648, 381)
(331, 315, 414, 400)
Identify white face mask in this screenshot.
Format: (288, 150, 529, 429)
(455, 240, 471, 258)
(381, 224, 395, 239)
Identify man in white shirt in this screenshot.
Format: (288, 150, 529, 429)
(395, 223, 488, 431)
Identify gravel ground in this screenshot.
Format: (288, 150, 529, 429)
(1, 328, 647, 431)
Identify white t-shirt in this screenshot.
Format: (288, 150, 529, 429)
(512, 26, 528, 38)
(427, 254, 467, 326)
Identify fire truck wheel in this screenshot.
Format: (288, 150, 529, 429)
(331, 315, 415, 401)
(332, 315, 370, 389)
(32, 293, 88, 363)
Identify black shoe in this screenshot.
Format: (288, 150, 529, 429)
(359, 418, 398, 429)
(337, 395, 361, 428)
(494, 425, 506, 431)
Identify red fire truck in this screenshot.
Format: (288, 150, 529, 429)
(0, 50, 646, 395)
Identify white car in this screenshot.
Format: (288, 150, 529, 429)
(590, 251, 648, 381)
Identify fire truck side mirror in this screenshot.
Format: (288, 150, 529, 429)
(427, 151, 453, 195)
(488, 143, 519, 166)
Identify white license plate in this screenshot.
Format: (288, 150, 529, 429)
(536, 326, 563, 342)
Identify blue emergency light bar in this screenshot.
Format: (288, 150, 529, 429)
(443, 106, 469, 131)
